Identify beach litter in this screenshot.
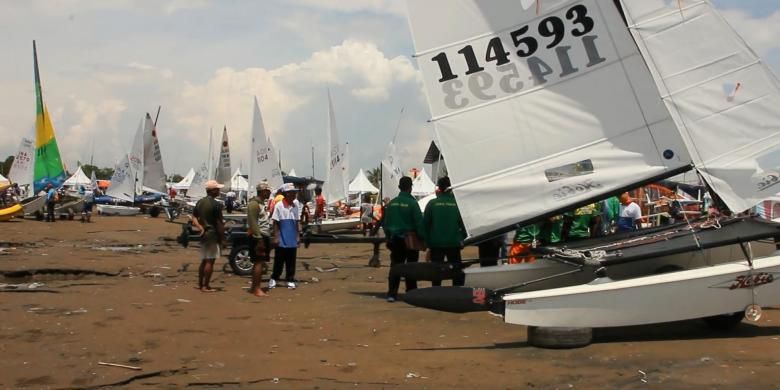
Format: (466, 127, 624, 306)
(98, 361, 142, 371)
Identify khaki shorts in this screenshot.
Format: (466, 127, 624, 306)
(201, 242, 221, 260)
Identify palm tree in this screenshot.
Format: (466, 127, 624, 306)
(367, 166, 381, 187)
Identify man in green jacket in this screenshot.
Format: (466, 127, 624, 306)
(383, 176, 425, 302)
(247, 181, 272, 297)
(424, 176, 466, 286)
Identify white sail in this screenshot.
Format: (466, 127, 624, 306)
(174, 168, 195, 190)
(620, 0, 780, 213)
(142, 113, 167, 193)
(381, 141, 403, 200)
(128, 117, 145, 196)
(405, 0, 692, 239)
(8, 137, 34, 196)
(90, 170, 97, 190)
(206, 128, 215, 181)
(188, 162, 208, 199)
(216, 126, 232, 185)
(322, 90, 349, 204)
(106, 154, 135, 203)
(248, 96, 283, 196)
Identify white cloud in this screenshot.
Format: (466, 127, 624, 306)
(286, 0, 406, 17)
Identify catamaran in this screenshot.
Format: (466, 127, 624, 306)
(402, 0, 780, 333)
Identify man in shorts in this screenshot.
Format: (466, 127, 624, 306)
(192, 180, 226, 292)
(247, 181, 272, 297)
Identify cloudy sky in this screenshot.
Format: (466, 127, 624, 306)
(2, 0, 779, 180)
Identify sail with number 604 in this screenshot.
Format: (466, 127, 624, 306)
(248, 96, 283, 196)
(406, 0, 692, 241)
(619, 1, 780, 215)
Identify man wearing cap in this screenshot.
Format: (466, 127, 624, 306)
(383, 176, 425, 302)
(192, 179, 226, 292)
(270, 183, 301, 289)
(424, 176, 467, 286)
(247, 181, 272, 297)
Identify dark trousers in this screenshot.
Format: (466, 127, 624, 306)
(430, 247, 465, 286)
(249, 236, 271, 262)
(387, 237, 419, 298)
(478, 241, 501, 267)
(46, 202, 56, 222)
(271, 247, 297, 282)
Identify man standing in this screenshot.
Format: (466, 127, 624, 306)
(225, 190, 237, 214)
(81, 186, 95, 223)
(617, 192, 643, 232)
(45, 183, 57, 222)
(191, 180, 225, 292)
(314, 187, 326, 223)
(383, 176, 424, 302)
(270, 183, 301, 290)
(247, 181, 272, 297)
(424, 176, 466, 286)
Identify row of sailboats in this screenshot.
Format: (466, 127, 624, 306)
(402, 0, 780, 333)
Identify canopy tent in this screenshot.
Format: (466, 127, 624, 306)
(230, 168, 249, 192)
(0, 173, 8, 185)
(348, 169, 379, 194)
(288, 168, 298, 177)
(174, 168, 195, 190)
(411, 169, 436, 197)
(62, 166, 91, 187)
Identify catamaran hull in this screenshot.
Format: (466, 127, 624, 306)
(503, 253, 780, 328)
(465, 241, 778, 291)
(97, 204, 140, 216)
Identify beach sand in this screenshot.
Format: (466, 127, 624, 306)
(1, 215, 779, 389)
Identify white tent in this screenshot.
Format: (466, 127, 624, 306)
(412, 169, 436, 197)
(288, 168, 298, 177)
(348, 169, 379, 194)
(230, 168, 249, 191)
(63, 166, 92, 187)
(174, 168, 195, 190)
(0, 173, 9, 185)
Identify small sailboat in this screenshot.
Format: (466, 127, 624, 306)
(403, 0, 780, 332)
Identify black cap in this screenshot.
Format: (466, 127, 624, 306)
(398, 176, 413, 191)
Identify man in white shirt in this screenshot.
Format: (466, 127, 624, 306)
(617, 192, 642, 233)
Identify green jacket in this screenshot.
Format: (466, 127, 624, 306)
(423, 192, 465, 248)
(383, 192, 424, 240)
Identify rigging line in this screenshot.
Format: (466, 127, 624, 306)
(391, 106, 404, 144)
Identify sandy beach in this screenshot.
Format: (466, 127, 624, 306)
(1, 215, 779, 389)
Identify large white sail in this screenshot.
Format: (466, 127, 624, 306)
(216, 126, 232, 185)
(322, 91, 349, 204)
(406, 0, 692, 239)
(620, 0, 780, 213)
(142, 113, 167, 193)
(106, 154, 135, 203)
(381, 141, 403, 200)
(248, 96, 283, 196)
(128, 117, 145, 196)
(8, 137, 34, 197)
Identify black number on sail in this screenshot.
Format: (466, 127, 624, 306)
(432, 52, 458, 82)
(485, 37, 511, 66)
(458, 45, 485, 75)
(582, 36, 606, 67)
(539, 16, 565, 48)
(528, 57, 554, 86)
(566, 4, 594, 37)
(510, 25, 538, 58)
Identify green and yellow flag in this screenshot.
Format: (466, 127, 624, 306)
(32, 40, 65, 193)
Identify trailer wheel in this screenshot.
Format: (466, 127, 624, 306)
(703, 312, 744, 331)
(527, 326, 593, 349)
(149, 206, 161, 218)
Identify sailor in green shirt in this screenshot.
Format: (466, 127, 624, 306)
(383, 176, 424, 302)
(564, 203, 598, 241)
(191, 180, 226, 292)
(424, 176, 466, 286)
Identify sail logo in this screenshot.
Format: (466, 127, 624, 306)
(472, 288, 486, 305)
(710, 272, 777, 289)
(552, 179, 602, 201)
(755, 172, 779, 192)
(723, 82, 741, 102)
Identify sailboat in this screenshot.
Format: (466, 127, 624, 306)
(248, 96, 284, 194)
(143, 108, 167, 194)
(31, 41, 67, 194)
(318, 90, 361, 232)
(8, 137, 45, 216)
(402, 0, 780, 330)
(216, 126, 232, 186)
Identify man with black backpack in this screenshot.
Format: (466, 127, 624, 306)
(192, 180, 226, 292)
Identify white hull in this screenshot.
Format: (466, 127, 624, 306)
(503, 253, 780, 328)
(21, 196, 45, 215)
(55, 199, 84, 215)
(464, 241, 778, 291)
(314, 217, 362, 233)
(97, 204, 140, 216)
